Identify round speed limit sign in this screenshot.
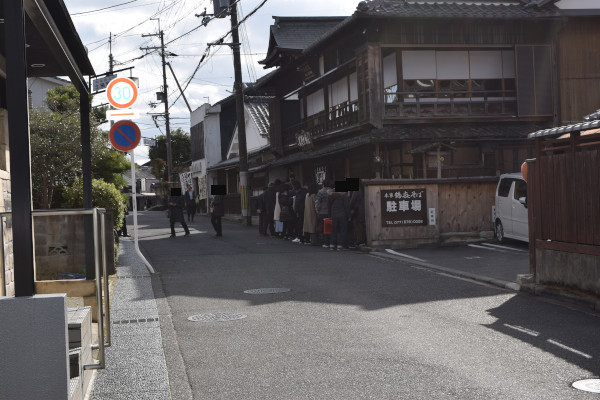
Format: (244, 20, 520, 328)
(106, 77, 138, 109)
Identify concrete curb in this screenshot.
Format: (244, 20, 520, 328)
(367, 247, 600, 312)
(371, 249, 521, 291)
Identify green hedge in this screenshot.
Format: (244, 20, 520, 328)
(63, 178, 127, 230)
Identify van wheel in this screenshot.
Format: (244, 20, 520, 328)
(495, 221, 504, 243)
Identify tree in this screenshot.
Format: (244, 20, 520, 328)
(148, 128, 191, 181)
(29, 85, 129, 209)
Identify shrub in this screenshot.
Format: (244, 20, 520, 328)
(63, 177, 126, 229)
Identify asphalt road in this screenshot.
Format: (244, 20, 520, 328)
(136, 211, 600, 400)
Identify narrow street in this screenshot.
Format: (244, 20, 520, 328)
(134, 211, 600, 400)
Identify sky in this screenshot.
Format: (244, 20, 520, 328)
(63, 0, 359, 164)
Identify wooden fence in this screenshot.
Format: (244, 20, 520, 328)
(527, 129, 600, 295)
(364, 178, 497, 247)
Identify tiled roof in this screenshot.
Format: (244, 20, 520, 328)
(354, 0, 562, 19)
(270, 17, 346, 50)
(245, 96, 272, 137)
(260, 17, 346, 67)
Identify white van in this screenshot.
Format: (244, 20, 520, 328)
(494, 173, 528, 243)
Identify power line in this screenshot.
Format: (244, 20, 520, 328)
(71, 0, 138, 16)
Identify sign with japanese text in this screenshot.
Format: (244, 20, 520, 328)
(381, 188, 427, 227)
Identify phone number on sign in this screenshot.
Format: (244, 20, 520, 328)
(385, 219, 424, 225)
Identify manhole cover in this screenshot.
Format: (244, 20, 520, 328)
(187, 312, 247, 322)
(243, 288, 291, 294)
(573, 379, 600, 393)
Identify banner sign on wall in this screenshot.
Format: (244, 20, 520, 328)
(179, 172, 193, 191)
(381, 188, 427, 227)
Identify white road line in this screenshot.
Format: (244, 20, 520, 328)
(481, 243, 527, 252)
(385, 249, 427, 262)
(468, 244, 507, 252)
(547, 339, 592, 359)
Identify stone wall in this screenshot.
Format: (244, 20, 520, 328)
(34, 212, 115, 280)
(536, 248, 600, 296)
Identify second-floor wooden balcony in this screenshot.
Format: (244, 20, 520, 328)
(384, 89, 517, 118)
(282, 101, 359, 147)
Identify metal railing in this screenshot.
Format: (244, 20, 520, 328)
(0, 208, 111, 370)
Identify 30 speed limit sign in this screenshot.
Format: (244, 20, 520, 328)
(106, 77, 138, 109)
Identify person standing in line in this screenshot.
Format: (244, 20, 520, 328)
(169, 192, 190, 238)
(315, 179, 333, 247)
(292, 182, 308, 243)
(278, 184, 294, 240)
(328, 189, 350, 250)
(210, 194, 224, 237)
(265, 179, 280, 237)
(256, 187, 268, 236)
(184, 184, 196, 222)
(273, 185, 282, 237)
(350, 185, 366, 246)
(303, 183, 320, 245)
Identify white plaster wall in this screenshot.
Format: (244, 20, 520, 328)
(27, 77, 69, 110)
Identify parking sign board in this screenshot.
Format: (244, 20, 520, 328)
(110, 120, 141, 151)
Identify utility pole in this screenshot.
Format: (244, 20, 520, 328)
(141, 29, 173, 184)
(230, 1, 251, 226)
(109, 32, 114, 73)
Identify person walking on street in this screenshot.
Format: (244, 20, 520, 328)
(169, 193, 190, 238)
(118, 205, 129, 237)
(303, 183, 319, 245)
(328, 189, 350, 250)
(315, 179, 333, 247)
(210, 194, 224, 237)
(256, 187, 268, 236)
(184, 184, 196, 222)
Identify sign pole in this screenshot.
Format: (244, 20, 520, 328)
(130, 150, 155, 274)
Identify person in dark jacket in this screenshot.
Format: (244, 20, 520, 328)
(328, 191, 350, 250)
(210, 194, 224, 236)
(169, 195, 190, 237)
(292, 182, 308, 243)
(278, 184, 295, 239)
(256, 187, 268, 236)
(349, 186, 366, 246)
(184, 184, 196, 222)
(264, 180, 280, 236)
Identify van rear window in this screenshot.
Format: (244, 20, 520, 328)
(498, 179, 513, 197)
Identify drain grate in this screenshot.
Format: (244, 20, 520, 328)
(244, 288, 291, 294)
(573, 379, 600, 393)
(188, 312, 247, 322)
(112, 317, 159, 324)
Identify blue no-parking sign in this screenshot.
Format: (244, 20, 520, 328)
(109, 120, 141, 152)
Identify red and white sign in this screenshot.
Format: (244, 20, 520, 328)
(109, 120, 141, 152)
(106, 77, 138, 109)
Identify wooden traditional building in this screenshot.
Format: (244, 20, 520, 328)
(250, 0, 600, 187)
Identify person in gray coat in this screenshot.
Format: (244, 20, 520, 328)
(314, 179, 332, 247)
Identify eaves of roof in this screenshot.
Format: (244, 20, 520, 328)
(302, 0, 563, 56)
(528, 120, 600, 139)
